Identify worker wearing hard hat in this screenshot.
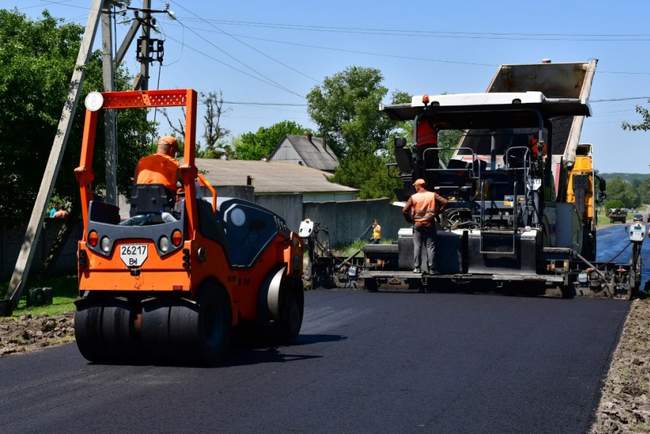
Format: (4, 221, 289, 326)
(371, 219, 382, 244)
(402, 179, 448, 274)
(135, 135, 180, 192)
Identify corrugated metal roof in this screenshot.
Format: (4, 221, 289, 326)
(275, 135, 339, 171)
(195, 159, 357, 194)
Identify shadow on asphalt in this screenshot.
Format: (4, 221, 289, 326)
(227, 333, 347, 366)
(86, 334, 347, 369)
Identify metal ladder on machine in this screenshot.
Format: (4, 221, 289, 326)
(478, 147, 531, 255)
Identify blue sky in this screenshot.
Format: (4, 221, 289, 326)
(5, 0, 650, 173)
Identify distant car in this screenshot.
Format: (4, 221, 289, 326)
(633, 213, 644, 223)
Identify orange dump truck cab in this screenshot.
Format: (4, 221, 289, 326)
(74, 89, 303, 364)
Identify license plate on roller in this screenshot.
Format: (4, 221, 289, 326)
(119, 244, 148, 268)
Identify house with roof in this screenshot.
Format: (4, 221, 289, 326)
(269, 134, 339, 172)
(195, 159, 356, 230)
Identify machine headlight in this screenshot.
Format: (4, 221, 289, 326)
(159, 235, 170, 253)
(100, 236, 111, 253)
(84, 91, 104, 112)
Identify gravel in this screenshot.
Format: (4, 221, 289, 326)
(592, 299, 650, 433)
(0, 313, 74, 357)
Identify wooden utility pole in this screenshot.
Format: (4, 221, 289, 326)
(0, 0, 104, 315)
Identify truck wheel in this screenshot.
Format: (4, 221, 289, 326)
(274, 278, 304, 344)
(365, 278, 378, 292)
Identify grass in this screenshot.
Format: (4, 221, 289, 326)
(334, 239, 394, 257)
(0, 275, 77, 317)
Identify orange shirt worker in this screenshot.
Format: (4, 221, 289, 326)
(402, 178, 448, 274)
(135, 135, 179, 192)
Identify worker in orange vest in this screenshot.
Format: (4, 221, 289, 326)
(134, 135, 180, 192)
(402, 178, 448, 274)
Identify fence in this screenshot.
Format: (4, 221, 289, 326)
(0, 220, 81, 280)
(1, 197, 405, 280)
(303, 198, 404, 246)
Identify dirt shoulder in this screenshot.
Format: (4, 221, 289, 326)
(592, 299, 650, 433)
(0, 313, 74, 357)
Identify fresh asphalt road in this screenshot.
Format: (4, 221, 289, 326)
(0, 290, 628, 434)
(597, 224, 650, 289)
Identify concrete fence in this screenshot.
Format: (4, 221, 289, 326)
(0, 220, 81, 280)
(303, 198, 405, 246)
(0, 197, 405, 280)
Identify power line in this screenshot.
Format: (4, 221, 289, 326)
(169, 0, 318, 83)
(222, 100, 307, 107)
(163, 32, 304, 99)
(176, 17, 650, 42)
(171, 17, 304, 99)
(179, 24, 650, 76)
(177, 24, 496, 68)
(591, 97, 650, 103)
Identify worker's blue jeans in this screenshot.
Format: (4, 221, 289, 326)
(413, 225, 437, 272)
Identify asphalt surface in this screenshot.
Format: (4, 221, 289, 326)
(0, 290, 628, 434)
(597, 224, 650, 289)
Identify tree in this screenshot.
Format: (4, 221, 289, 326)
(232, 120, 308, 160)
(622, 102, 650, 131)
(307, 66, 393, 157)
(605, 178, 640, 209)
(201, 90, 230, 158)
(307, 67, 400, 198)
(0, 10, 153, 225)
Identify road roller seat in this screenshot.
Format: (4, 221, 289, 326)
(129, 184, 175, 217)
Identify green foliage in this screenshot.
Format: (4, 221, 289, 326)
(0, 10, 153, 225)
(329, 151, 401, 199)
(232, 120, 309, 160)
(386, 90, 462, 164)
(605, 178, 641, 209)
(600, 173, 650, 183)
(307, 66, 392, 157)
(307, 67, 400, 199)
(604, 199, 624, 210)
(622, 103, 650, 131)
(438, 129, 464, 164)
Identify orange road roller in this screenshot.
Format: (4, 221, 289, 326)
(74, 89, 304, 364)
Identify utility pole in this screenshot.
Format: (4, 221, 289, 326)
(0, 0, 104, 315)
(102, 1, 118, 205)
(1, 0, 173, 316)
(138, 0, 151, 90)
(133, 0, 166, 90)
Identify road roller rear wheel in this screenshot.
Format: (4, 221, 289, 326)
(141, 285, 232, 365)
(196, 285, 232, 364)
(273, 277, 304, 344)
(75, 300, 136, 363)
(141, 300, 173, 361)
(74, 304, 104, 362)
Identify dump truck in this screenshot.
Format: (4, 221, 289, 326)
(362, 60, 643, 298)
(608, 208, 627, 224)
(74, 89, 304, 364)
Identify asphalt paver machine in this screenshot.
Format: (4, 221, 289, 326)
(74, 89, 304, 364)
(362, 61, 643, 298)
